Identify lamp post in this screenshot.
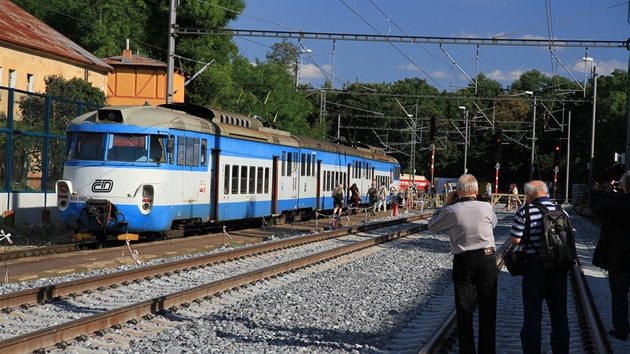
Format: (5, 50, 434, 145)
(295, 49, 311, 89)
(459, 106, 468, 174)
(582, 57, 593, 98)
(525, 91, 536, 180)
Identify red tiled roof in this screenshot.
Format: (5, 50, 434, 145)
(0, 0, 112, 72)
(103, 54, 167, 67)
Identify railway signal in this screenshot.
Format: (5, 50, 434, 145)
(553, 138, 561, 166)
(493, 129, 502, 163)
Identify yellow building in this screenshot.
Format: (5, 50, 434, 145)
(103, 44, 186, 105)
(0, 0, 112, 93)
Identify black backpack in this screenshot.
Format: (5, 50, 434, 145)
(369, 188, 378, 203)
(526, 202, 577, 270)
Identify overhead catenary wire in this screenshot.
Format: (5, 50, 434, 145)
(338, 0, 446, 91)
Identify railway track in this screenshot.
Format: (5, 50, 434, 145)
(0, 208, 416, 263)
(0, 214, 430, 353)
(418, 237, 611, 354)
(0, 243, 98, 262)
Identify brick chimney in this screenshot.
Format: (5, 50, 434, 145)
(122, 39, 132, 63)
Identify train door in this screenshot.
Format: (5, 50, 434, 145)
(178, 134, 199, 204)
(271, 156, 279, 214)
(316, 160, 322, 209)
(210, 148, 220, 220)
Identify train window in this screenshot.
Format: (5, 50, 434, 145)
(231, 165, 239, 194)
(200, 139, 207, 166)
(325, 171, 330, 191)
(249, 166, 255, 193)
(311, 154, 316, 176)
(149, 136, 165, 163)
(306, 154, 311, 176)
(72, 133, 105, 160)
(108, 134, 148, 162)
(301, 153, 306, 176)
(186, 138, 196, 166)
(167, 137, 174, 164)
(281, 152, 286, 177)
(224, 165, 230, 194)
(257, 167, 263, 193)
(240, 165, 247, 194)
(264, 167, 269, 194)
(287, 152, 292, 176)
(177, 136, 185, 166)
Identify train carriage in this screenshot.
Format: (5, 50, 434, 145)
(56, 103, 400, 242)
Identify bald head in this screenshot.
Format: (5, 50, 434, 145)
(524, 180, 548, 202)
(457, 174, 478, 197)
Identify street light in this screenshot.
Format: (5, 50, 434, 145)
(525, 91, 536, 180)
(459, 106, 468, 175)
(582, 57, 593, 98)
(295, 49, 312, 89)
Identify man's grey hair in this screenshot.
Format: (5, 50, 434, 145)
(457, 174, 478, 194)
(524, 181, 547, 196)
(621, 170, 630, 192)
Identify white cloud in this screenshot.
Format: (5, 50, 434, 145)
(397, 63, 453, 79)
(299, 63, 326, 80)
(571, 59, 626, 76)
(484, 69, 532, 84)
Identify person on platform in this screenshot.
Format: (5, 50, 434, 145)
(349, 183, 361, 214)
(428, 174, 498, 354)
(377, 181, 388, 212)
(485, 182, 492, 202)
(332, 183, 344, 217)
(510, 180, 570, 353)
(590, 171, 630, 341)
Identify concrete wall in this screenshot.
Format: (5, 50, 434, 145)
(0, 192, 60, 226)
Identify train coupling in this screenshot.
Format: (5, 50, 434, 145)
(85, 199, 113, 219)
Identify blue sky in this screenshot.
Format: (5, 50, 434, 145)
(230, 0, 629, 91)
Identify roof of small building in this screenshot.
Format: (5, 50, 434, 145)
(0, 0, 112, 72)
(103, 53, 167, 67)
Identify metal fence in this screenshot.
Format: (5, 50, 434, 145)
(0, 86, 100, 225)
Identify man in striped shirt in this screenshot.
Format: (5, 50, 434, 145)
(510, 180, 569, 354)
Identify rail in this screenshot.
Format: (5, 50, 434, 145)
(418, 239, 610, 353)
(0, 218, 429, 353)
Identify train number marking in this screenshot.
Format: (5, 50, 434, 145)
(92, 179, 114, 193)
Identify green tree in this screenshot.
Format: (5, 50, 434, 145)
(11, 76, 106, 191)
(13, 0, 151, 58)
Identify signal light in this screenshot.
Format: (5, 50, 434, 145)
(493, 129, 502, 163)
(553, 138, 561, 166)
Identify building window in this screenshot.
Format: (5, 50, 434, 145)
(27, 74, 34, 92)
(8, 69, 16, 88)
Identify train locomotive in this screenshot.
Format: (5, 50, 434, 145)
(56, 103, 401, 242)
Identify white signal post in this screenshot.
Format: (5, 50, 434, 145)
(495, 163, 500, 195)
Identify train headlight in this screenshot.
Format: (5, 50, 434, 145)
(56, 181, 71, 211)
(143, 186, 154, 197)
(141, 185, 154, 212)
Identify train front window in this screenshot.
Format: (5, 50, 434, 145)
(70, 133, 105, 160)
(108, 134, 148, 162)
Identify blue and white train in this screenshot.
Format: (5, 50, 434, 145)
(56, 103, 401, 242)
